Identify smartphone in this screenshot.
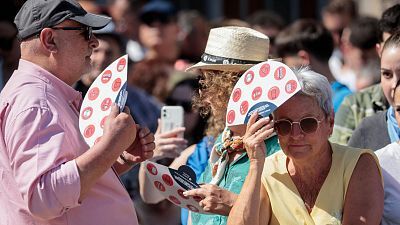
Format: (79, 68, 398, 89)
(161, 106, 184, 135)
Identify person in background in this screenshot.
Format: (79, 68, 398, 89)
(375, 80, 400, 225)
(0, 0, 155, 224)
(330, 4, 400, 145)
(138, 0, 180, 64)
(275, 19, 351, 112)
(0, 18, 20, 90)
(107, 0, 145, 63)
(227, 68, 383, 225)
(165, 77, 208, 146)
(321, 0, 358, 85)
(128, 58, 172, 103)
(348, 31, 400, 150)
(340, 16, 380, 91)
(247, 10, 286, 57)
(175, 10, 210, 71)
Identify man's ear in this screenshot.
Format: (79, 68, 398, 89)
(39, 28, 58, 53)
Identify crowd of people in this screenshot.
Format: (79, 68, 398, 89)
(1, 0, 400, 224)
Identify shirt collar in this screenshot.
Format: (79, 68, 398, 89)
(18, 59, 82, 108)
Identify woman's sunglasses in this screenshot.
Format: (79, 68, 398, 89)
(274, 117, 322, 136)
(165, 98, 193, 113)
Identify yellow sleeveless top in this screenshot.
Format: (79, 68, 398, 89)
(261, 143, 380, 225)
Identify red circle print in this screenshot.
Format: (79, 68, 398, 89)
(154, 181, 165, 192)
(112, 78, 122, 92)
(268, 86, 280, 100)
(232, 88, 242, 102)
(259, 63, 270, 77)
(117, 58, 127, 72)
(162, 174, 174, 186)
(227, 110, 235, 124)
(193, 196, 202, 202)
(169, 195, 181, 205)
(88, 87, 100, 101)
(81, 107, 93, 120)
(101, 70, 112, 84)
(101, 98, 112, 111)
(187, 204, 199, 212)
(252, 87, 262, 101)
(274, 66, 286, 80)
(84, 125, 95, 138)
(147, 163, 158, 175)
(240, 101, 249, 115)
(244, 70, 255, 85)
(285, 80, 297, 94)
(177, 189, 189, 199)
(100, 116, 107, 129)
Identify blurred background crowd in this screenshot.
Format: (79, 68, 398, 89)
(2, 0, 400, 224)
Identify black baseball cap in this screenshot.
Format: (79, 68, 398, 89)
(14, 0, 111, 41)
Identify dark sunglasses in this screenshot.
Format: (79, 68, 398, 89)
(51, 26, 93, 40)
(141, 13, 174, 26)
(274, 117, 322, 136)
(165, 98, 192, 113)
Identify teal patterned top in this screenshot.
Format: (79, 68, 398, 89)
(191, 133, 281, 225)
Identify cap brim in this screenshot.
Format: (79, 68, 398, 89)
(71, 13, 111, 30)
(185, 62, 255, 73)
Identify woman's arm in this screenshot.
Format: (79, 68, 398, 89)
(227, 161, 270, 225)
(228, 112, 274, 225)
(342, 153, 383, 225)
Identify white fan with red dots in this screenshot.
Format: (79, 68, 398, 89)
(226, 61, 301, 126)
(144, 161, 209, 214)
(79, 54, 128, 147)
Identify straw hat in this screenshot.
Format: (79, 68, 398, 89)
(186, 26, 270, 72)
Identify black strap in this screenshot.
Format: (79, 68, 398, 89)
(201, 53, 262, 65)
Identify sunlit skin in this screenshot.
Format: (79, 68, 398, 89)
(394, 85, 400, 125)
(380, 46, 400, 106)
(273, 95, 334, 162)
(50, 20, 99, 85)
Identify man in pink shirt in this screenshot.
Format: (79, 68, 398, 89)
(0, 0, 155, 224)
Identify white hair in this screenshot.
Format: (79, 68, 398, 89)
(293, 67, 333, 116)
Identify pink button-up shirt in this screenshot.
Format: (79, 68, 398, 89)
(0, 60, 138, 225)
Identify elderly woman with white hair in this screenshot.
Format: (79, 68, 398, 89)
(227, 68, 384, 225)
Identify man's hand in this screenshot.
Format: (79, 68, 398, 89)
(122, 125, 155, 164)
(102, 105, 137, 152)
(183, 184, 238, 216)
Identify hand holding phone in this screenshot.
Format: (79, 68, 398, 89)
(161, 106, 184, 135)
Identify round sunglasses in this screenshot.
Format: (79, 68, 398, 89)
(274, 117, 322, 136)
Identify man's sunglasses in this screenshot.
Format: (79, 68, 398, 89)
(274, 117, 322, 136)
(165, 98, 192, 113)
(51, 26, 93, 40)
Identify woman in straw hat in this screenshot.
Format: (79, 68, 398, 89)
(180, 26, 281, 225)
(139, 26, 280, 225)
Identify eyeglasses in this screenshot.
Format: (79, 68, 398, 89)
(165, 98, 192, 113)
(51, 26, 93, 40)
(274, 117, 322, 136)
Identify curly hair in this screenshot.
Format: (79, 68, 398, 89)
(193, 70, 244, 137)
